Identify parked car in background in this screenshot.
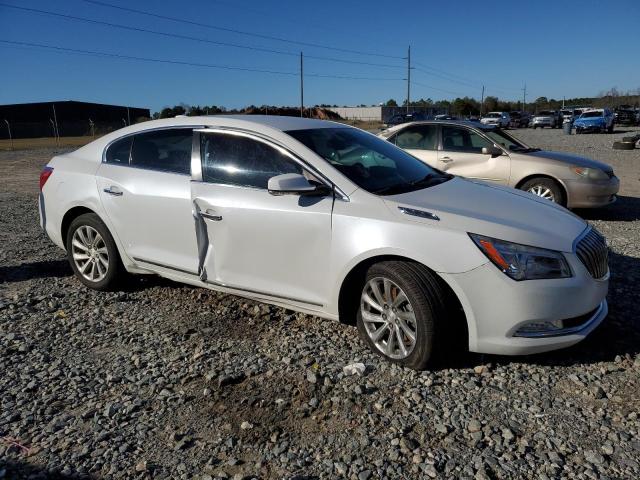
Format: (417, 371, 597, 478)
(40, 115, 611, 369)
(560, 109, 577, 124)
(531, 110, 561, 128)
(509, 111, 530, 128)
(481, 112, 510, 128)
(574, 109, 615, 133)
(383, 112, 428, 128)
(614, 107, 638, 126)
(434, 114, 458, 121)
(379, 120, 619, 208)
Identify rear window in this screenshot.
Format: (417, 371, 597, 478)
(129, 129, 193, 174)
(105, 136, 132, 165)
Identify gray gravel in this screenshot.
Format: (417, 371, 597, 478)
(1, 133, 640, 479)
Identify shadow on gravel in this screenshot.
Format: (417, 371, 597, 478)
(0, 459, 94, 479)
(0, 260, 71, 283)
(574, 195, 640, 222)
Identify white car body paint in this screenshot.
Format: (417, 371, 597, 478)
(39, 116, 609, 356)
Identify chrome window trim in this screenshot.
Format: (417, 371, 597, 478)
(195, 127, 349, 201)
(101, 125, 205, 175)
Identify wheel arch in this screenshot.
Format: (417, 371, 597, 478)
(61, 206, 98, 248)
(514, 173, 569, 205)
(337, 254, 469, 350)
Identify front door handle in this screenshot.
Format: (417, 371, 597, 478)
(441, 157, 454, 163)
(103, 186, 123, 196)
(201, 209, 222, 221)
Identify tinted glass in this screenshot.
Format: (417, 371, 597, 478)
(201, 133, 302, 189)
(129, 129, 193, 174)
(442, 126, 492, 153)
(287, 127, 450, 196)
(105, 136, 132, 165)
(394, 125, 438, 150)
(581, 111, 602, 118)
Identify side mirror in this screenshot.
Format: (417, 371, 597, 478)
(482, 146, 503, 158)
(267, 173, 331, 196)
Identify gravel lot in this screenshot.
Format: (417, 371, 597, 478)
(1, 127, 640, 480)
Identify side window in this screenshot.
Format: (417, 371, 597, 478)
(200, 133, 302, 189)
(105, 136, 132, 165)
(441, 126, 492, 153)
(129, 129, 193, 174)
(394, 125, 438, 150)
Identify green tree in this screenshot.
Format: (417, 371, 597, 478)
(385, 99, 398, 107)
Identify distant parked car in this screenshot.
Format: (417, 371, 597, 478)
(531, 110, 561, 128)
(560, 109, 577, 124)
(480, 112, 510, 128)
(383, 112, 427, 127)
(614, 107, 638, 126)
(379, 119, 619, 208)
(509, 111, 530, 128)
(574, 109, 615, 133)
(434, 114, 458, 121)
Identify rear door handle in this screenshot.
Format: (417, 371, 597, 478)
(103, 186, 123, 196)
(441, 157, 454, 163)
(201, 209, 222, 221)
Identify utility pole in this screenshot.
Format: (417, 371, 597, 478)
(522, 83, 527, 112)
(4, 119, 13, 150)
(480, 85, 485, 117)
(52, 103, 60, 147)
(406, 45, 411, 114)
(300, 51, 304, 118)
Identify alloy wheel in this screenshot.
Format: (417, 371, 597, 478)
(360, 277, 417, 360)
(71, 225, 109, 282)
(528, 185, 555, 201)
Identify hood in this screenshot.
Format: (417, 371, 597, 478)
(383, 177, 586, 252)
(524, 150, 613, 172)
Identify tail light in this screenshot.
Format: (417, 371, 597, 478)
(39, 166, 54, 191)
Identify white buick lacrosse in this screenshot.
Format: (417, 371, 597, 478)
(39, 116, 609, 369)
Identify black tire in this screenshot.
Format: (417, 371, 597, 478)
(607, 123, 614, 133)
(356, 261, 448, 370)
(520, 177, 566, 206)
(612, 141, 636, 150)
(66, 213, 124, 291)
(622, 135, 640, 143)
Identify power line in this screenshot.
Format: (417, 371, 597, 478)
(0, 39, 404, 81)
(78, 0, 405, 60)
(410, 81, 469, 97)
(414, 61, 521, 94)
(0, 3, 404, 69)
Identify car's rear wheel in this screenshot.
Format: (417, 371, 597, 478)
(356, 261, 446, 370)
(66, 213, 123, 290)
(521, 177, 565, 205)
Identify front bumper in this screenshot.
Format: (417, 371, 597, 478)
(575, 123, 605, 132)
(445, 252, 609, 356)
(532, 120, 552, 127)
(565, 176, 620, 208)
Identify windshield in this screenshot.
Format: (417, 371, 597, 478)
(580, 111, 603, 118)
(286, 127, 451, 195)
(561, 110, 572, 115)
(537, 110, 554, 116)
(484, 129, 536, 152)
(485, 113, 501, 118)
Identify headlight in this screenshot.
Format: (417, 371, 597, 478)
(571, 166, 610, 180)
(469, 233, 572, 281)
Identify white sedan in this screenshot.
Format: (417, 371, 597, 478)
(39, 116, 609, 369)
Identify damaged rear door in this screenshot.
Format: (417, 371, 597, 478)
(190, 129, 333, 308)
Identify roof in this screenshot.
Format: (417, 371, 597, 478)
(381, 119, 496, 135)
(208, 115, 343, 131)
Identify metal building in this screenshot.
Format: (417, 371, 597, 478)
(0, 100, 150, 139)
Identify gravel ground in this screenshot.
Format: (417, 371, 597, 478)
(1, 129, 640, 479)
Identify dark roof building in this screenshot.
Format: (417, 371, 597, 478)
(0, 100, 150, 139)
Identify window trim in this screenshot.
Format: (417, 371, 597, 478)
(102, 125, 205, 176)
(193, 127, 348, 201)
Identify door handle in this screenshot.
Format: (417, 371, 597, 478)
(201, 209, 222, 221)
(441, 157, 454, 163)
(103, 186, 123, 196)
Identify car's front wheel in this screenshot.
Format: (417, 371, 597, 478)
(66, 213, 123, 290)
(357, 261, 446, 370)
(521, 177, 565, 205)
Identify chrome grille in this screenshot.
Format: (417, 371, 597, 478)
(575, 228, 608, 279)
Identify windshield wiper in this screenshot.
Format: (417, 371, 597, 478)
(410, 173, 451, 187)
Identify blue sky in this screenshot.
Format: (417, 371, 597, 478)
(0, 0, 639, 113)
